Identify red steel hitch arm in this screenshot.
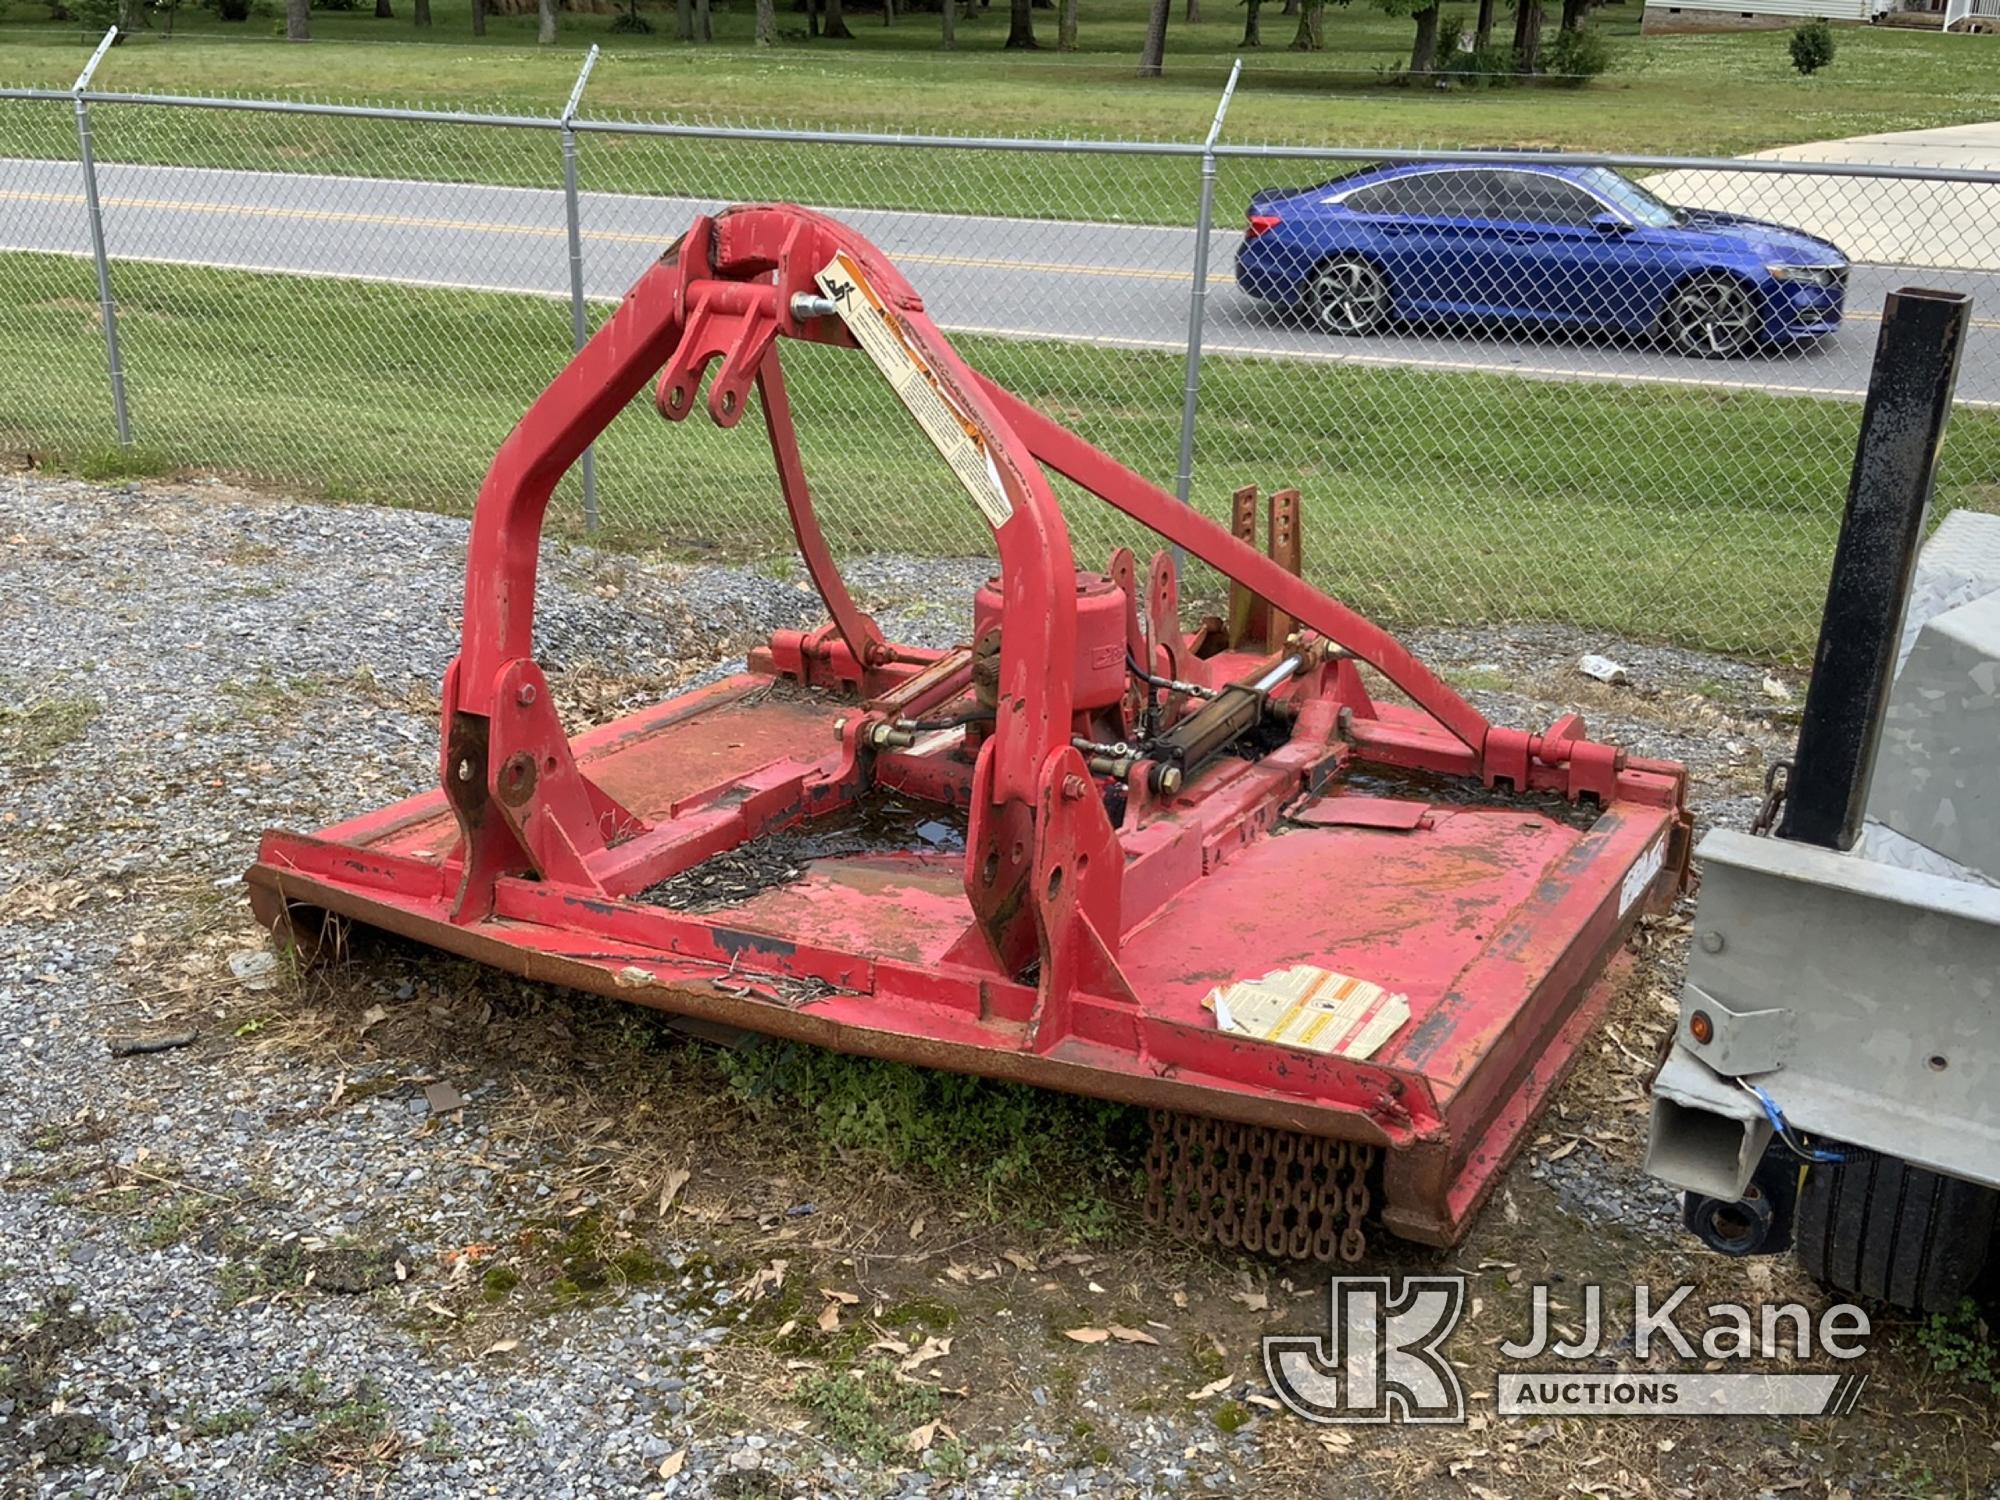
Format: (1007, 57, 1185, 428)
(976, 380, 1491, 757)
(439, 206, 1088, 948)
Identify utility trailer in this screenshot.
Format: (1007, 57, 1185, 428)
(1646, 289, 2000, 1311)
(247, 205, 1690, 1259)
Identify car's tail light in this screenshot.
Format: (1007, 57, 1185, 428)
(1246, 214, 1282, 238)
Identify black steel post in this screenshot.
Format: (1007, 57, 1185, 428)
(1777, 287, 1971, 851)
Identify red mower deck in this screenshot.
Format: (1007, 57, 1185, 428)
(247, 205, 1692, 1253)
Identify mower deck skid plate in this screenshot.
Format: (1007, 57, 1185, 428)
(246, 203, 1690, 1249)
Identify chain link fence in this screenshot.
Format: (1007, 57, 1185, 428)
(4, 44, 1999, 662)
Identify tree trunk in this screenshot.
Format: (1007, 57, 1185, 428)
(1005, 0, 1036, 45)
(537, 0, 556, 39)
(286, 0, 309, 39)
(1241, 0, 1261, 45)
(676, 0, 693, 38)
(1512, 0, 1541, 69)
(1290, 0, 1321, 48)
(755, 0, 776, 40)
(1281, 0, 1297, 14)
(472, 0, 486, 34)
(1138, 0, 1168, 72)
(375, 0, 392, 16)
(1058, 0, 1076, 46)
(1560, 0, 1588, 28)
(695, 0, 711, 38)
(941, 0, 956, 45)
(883, 0, 894, 21)
(1184, 0, 1198, 18)
(1408, 1, 1439, 73)
(414, 0, 432, 24)
(825, 0, 854, 35)
(117, 0, 142, 29)
(1474, 0, 1492, 45)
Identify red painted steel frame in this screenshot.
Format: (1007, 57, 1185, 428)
(247, 205, 1693, 1248)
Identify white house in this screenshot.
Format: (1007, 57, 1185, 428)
(1640, 0, 1899, 32)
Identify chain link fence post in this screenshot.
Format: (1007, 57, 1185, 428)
(561, 45, 601, 533)
(1174, 57, 1241, 510)
(71, 27, 130, 448)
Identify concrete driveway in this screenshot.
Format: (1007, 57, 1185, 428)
(1645, 120, 2000, 271)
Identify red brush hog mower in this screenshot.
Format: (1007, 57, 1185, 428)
(247, 205, 1692, 1260)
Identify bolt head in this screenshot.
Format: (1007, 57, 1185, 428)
(1699, 930, 1724, 954)
(1061, 774, 1087, 801)
(832, 717, 848, 742)
(1158, 766, 1184, 796)
(516, 683, 538, 707)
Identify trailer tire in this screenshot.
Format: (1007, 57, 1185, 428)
(1795, 1154, 1998, 1313)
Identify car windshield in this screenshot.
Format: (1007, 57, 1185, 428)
(1574, 167, 1681, 229)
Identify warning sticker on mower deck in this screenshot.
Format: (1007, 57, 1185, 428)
(1203, 964, 1411, 1061)
(1619, 833, 1666, 917)
(815, 250, 1014, 529)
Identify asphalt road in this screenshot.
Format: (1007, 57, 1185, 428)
(4, 156, 1998, 405)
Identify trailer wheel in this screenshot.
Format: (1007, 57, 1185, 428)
(1795, 1154, 1998, 1313)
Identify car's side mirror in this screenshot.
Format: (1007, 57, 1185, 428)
(1589, 214, 1632, 235)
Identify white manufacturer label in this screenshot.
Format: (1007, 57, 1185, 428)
(814, 250, 1013, 528)
(1620, 833, 1665, 916)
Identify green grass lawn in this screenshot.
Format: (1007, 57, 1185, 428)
(9, 251, 1997, 658)
(3, 0, 1999, 162)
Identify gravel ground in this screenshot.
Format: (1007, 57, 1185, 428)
(1, 472, 1921, 1500)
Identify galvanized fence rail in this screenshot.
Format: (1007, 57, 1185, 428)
(4, 33, 2000, 662)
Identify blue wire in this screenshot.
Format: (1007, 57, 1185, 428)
(1741, 1082, 1858, 1164)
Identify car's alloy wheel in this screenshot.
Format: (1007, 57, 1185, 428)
(1663, 275, 1758, 358)
(1307, 258, 1390, 336)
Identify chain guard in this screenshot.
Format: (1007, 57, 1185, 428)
(1142, 1110, 1378, 1263)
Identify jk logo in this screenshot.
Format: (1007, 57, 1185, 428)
(1263, 1276, 1468, 1424)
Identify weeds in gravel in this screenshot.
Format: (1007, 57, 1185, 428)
(717, 1041, 1148, 1238)
(797, 1357, 943, 1466)
(275, 1375, 404, 1473)
(1915, 1299, 2000, 1397)
(189, 1407, 260, 1439)
(0, 694, 98, 770)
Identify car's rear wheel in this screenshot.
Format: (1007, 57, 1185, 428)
(1662, 274, 1759, 358)
(1306, 257, 1391, 337)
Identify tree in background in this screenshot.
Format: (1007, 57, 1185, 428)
(1059, 0, 1077, 48)
(1291, 0, 1326, 49)
(1006, 0, 1037, 45)
(1379, 0, 1441, 74)
(538, 0, 557, 40)
(1184, 0, 1198, 20)
(1240, 0, 1262, 45)
(756, 0, 776, 40)
(825, 0, 855, 36)
(1473, 0, 1491, 44)
(376, 0, 392, 17)
(472, 0, 485, 34)
(1511, 0, 1543, 72)
(1137, 0, 1169, 73)
(942, 0, 957, 45)
(414, 0, 431, 24)
(286, 0, 309, 38)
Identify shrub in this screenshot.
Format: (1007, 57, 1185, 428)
(1441, 41, 1518, 87)
(1543, 24, 1613, 83)
(1789, 18, 1835, 75)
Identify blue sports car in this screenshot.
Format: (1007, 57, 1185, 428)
(1233, 162, 1848, 358)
